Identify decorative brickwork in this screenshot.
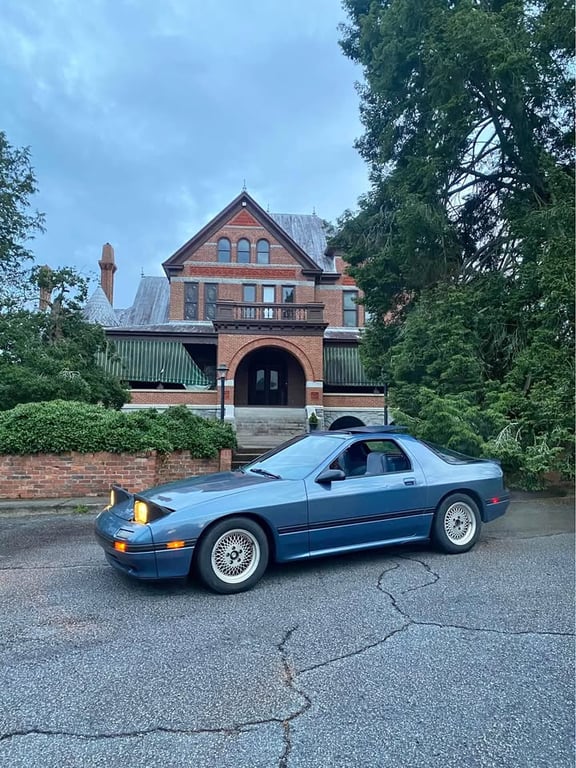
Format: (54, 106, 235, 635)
(228, 210, 260, 227)
(222, 335, 321, 382)
(0, 449, 232, 500)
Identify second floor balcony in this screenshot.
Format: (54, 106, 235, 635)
(213, 301, 327, 335)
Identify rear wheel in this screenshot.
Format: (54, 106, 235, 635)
(433, 494, 481, 553)
(195, 517, 269, 594)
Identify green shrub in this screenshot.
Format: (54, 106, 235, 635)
(0, 401, 236, 456)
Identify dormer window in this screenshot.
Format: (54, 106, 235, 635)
(217, 238, 231, 263)
(237, 238, 250, 263)
(256, 239, 270, 264)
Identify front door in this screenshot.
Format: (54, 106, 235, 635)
(250, 365, 286, 406)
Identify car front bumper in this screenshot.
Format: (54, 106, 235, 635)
(95, 510, 196, 580)
(96, 532, 196, 580)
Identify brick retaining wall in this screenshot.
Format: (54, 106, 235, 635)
(0, 449, 232, 500)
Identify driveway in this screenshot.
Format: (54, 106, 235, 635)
(0, 496, 573, 767)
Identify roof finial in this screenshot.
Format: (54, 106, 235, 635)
(141, 267, 145, 277)
(266, 202, 270, 213)
(312, 206, 316, 216)
(242, 179, 247, 191)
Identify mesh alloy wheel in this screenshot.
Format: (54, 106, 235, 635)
(443, 501, 477, 546)
(210, 528, 261, 584)
(433, 493, 482, 554)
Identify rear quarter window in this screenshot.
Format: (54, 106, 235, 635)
(422, 441, 482, 465)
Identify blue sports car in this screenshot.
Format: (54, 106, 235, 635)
(95, 426, 510, 594)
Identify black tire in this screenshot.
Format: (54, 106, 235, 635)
(195, 517, 269, 594)
(433, 493, 481, 554)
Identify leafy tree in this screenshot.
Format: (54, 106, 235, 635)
(334, 0, 574, 486)
(0, 268, 129, 410)
(0, 132, 45, 308)
(0, 132, 129, 409)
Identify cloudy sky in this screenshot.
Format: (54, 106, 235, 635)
(1, 0, 368, 309)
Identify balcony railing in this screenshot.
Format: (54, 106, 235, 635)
(214, 302, 326, 332)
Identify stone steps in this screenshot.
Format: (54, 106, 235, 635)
(234, 407, 306, 450)
(231, 449, 268, 471)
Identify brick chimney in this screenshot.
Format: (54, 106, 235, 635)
(38, 265, 53, 311)
(98, 243, 117, 305)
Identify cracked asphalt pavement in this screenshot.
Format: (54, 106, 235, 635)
(0, 496, 574, 767)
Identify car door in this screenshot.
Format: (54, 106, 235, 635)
(304, 439, 431, 556)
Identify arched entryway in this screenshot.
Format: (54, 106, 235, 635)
(329, 416, 365, 430)
(234, 346, 305, 407)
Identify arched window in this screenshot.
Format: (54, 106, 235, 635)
(237, 238, 250, 263)
(256, 239, 270, 264)
(217, 238, 231, 263)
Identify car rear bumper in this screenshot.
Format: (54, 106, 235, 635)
(483, 494, 511, 522)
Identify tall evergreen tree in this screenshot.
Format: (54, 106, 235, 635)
(334, 0, 574, 484)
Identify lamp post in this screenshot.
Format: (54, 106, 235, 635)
(216, 363, 229, 421)
(383, 381, 389, 426)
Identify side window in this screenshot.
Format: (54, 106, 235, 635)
(204, 283, 218, 320)
(237, 238, 250, 263)
(330, 439, 412, 478)
(257, 239, 270, 264)
(184, 282, 198, 320)
(242, 284, 256, 319)
(217, 238, 231, 263)
(365, 440, 412, 473)
(343, 291, 358, 327)
(282, 285, 295, 319)
(330, 441, 369, 478)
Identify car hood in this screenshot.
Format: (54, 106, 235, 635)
(137, 470, 276, 512)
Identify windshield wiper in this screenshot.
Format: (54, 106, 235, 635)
(248, 467, 281, 480)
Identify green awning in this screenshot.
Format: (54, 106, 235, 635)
(99, 339, 211, 388)
(324, 345, 378, 386)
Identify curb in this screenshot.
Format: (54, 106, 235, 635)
(0, 497, 107, 517)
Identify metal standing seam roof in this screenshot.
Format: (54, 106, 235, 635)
(83, 285, 120, 327)
(270, 213, 336, 273)
(98, 339, 211, 388)
(323, 345, 379, 387)
(117, 277, 170, 326)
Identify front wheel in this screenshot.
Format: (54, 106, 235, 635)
(433, 494, 481, 553)
(195, 517, 269, 594)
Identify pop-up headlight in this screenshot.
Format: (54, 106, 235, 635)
(132, 496, 172, 525)
(109, 485, 132, 509)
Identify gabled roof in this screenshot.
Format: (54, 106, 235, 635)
(162, 191, 324, 276)
(83, 285, 119, 327)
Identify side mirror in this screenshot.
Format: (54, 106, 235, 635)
(316, 469, 346, 484)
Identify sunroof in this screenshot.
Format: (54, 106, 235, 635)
(334, 425, 408, 434)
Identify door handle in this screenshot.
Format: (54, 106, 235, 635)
(404, 478, 416, 486)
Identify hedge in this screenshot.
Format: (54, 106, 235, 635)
(0, 401, 236, 458)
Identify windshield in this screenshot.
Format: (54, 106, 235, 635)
(244, 434, 348, 480)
